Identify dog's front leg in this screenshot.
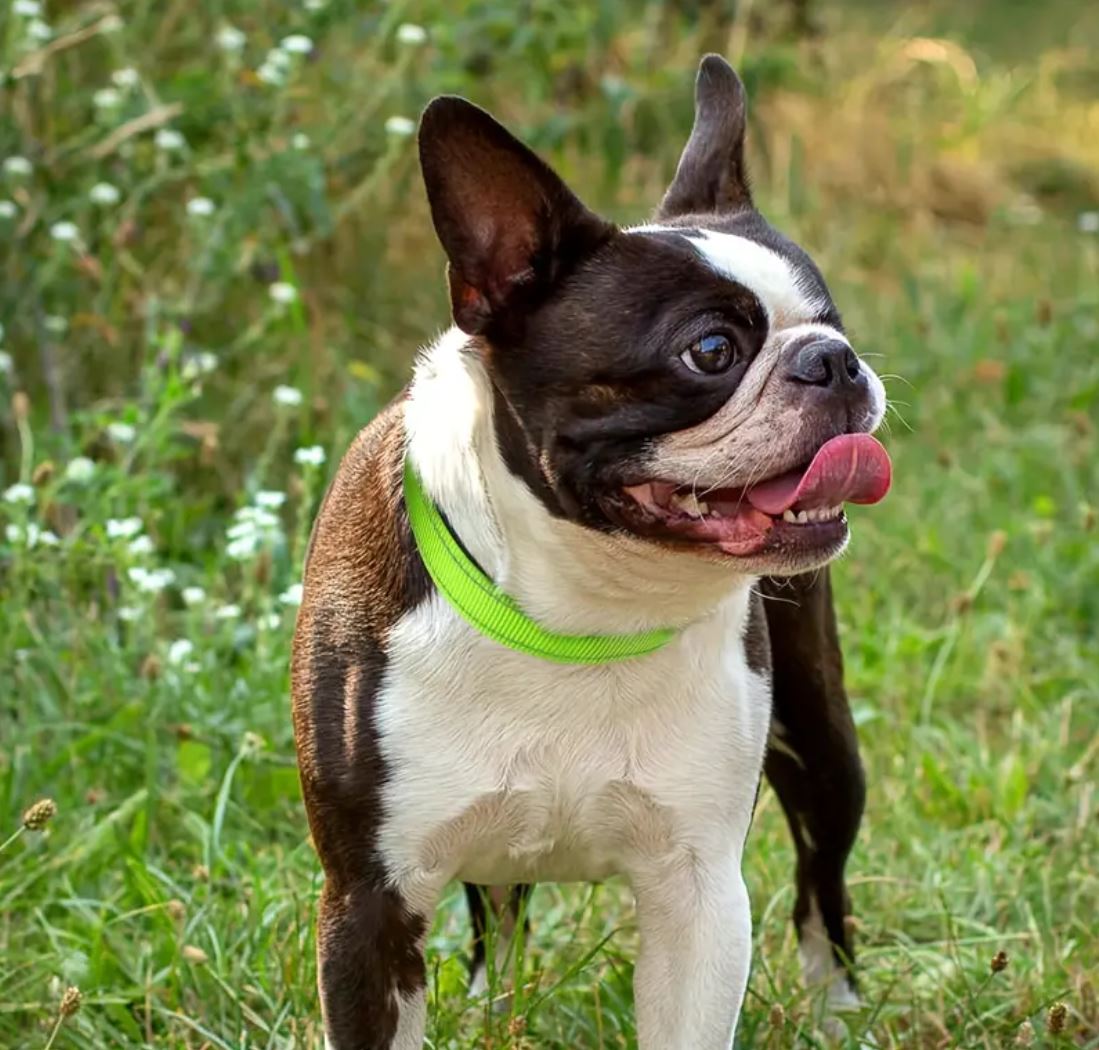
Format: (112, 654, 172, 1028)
(631, 850, 751, 1050)
(317, 880, 433, 1050)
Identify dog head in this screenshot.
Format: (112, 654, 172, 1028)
(417, 54, 890, 577)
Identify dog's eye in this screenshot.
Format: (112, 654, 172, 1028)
(681, 333, 737, 375)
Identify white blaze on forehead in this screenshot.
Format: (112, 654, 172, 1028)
(687, 229, 829, 327)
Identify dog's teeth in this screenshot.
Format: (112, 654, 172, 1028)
(670, 492, 707, 517)
(782, 509, 798, 524)
(795, 510, 810, 524)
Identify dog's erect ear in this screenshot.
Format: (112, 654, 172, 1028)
(419, 97, 613, 336)
(657, 54, 752, 219)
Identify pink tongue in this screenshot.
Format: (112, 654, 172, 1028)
(745, 434, 892, 515)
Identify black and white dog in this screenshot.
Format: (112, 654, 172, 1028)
(292, 54, 891, 1050)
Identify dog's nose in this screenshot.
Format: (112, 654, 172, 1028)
(787, 339, 862, 388)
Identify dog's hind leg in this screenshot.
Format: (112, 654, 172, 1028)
(464, 883, 531, 1000)
(761, 568, 864, 1009)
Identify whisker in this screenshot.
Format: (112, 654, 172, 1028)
(885, 401, 914, 433)
(878, 374, 914, 391)
(752, 585, 802, 609)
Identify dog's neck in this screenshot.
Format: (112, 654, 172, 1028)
(404, 328, 753, 636)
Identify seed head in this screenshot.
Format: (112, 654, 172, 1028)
(22, 798, 57, 830)
(1014, 1020, 1034, 1046)
(59, 985, 82, 1017)
(1046, 1002, 1067, 1033)
(768, 1002, 786, 1028)
(990, 949, 1008, 974)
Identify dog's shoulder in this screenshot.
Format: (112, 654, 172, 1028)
(291, 394, 432, 786)
(297, 393, 429, 639)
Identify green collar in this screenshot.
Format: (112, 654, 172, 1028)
(403, 458, 677, 664)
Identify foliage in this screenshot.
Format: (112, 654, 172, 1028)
(2, 0, 1097, 1046)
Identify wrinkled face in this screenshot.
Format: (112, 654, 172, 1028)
(419, 56, 890, 576)
(488, 217, 888, 573)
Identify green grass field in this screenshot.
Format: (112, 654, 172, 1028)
(2, 1, 1097, 1047)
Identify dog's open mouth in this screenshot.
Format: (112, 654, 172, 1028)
(611, 434, 892, 558)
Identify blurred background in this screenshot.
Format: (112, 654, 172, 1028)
(1, 1, 1097, 1047)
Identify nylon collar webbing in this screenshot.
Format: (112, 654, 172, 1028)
(402, 458, 677, 664)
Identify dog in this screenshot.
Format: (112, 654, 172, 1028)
(292, 54, 891, 1050)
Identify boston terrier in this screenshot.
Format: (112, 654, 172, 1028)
(292, 53, 891, 1050)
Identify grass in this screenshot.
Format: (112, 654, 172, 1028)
(1, 0, 1097, 1046)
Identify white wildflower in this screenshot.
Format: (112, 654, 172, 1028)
(107, 420, 136, 443)
(106, 516, 144, 540)
(181, 585, 206, 606)
(254, 490, 286, 509)
(0, 200, 16, 220)
(216, 24, 246, 52)
(257, 61, 287, 86)
(2, 156, 33, 177)
(226, 535, 258, 560)
(181, 350, 218, 379)
(273, 384, 303, 407)
(167, 638, 195, 665)
(117, 605, 141, 622)
(155, 128, 185, 151)
(279, 582, 303, 606)
(111, 67, 140, 89)
(128, 566, 175, 593)
(268, 282, 298, 304)
(5, 523, 56, 547)
(4, 482, 35, 504)
(257, 48, 292, 84)
(64, 457, 96, 483)
(225, 501, 283, 560)
(291, 132, 310, 150)
(280, 34, 313, 54)
(13, 0, 42, 15)
(0, 351, 12, 375)
(384, 115, 416, 138)
(26, 18, 52, 40)
(1078, 211, 1099, 235)
(261, 612, 282, 630)
(128, 535, 154, 555)
(215, 603, 241, 620)
(49, 221, 80, 242)
(234, 506, 280, 530)
(90, 181, 121, 205)
(186, 196, 215, 218)
(303, 0, 327, 10)
(294, 445, 325, 466)
(396, 23, 427, 46)
(93, 87, 122, 109)
(44, 315, 68, 334)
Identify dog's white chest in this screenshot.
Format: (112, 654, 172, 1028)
(373, 589, 770, 903)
